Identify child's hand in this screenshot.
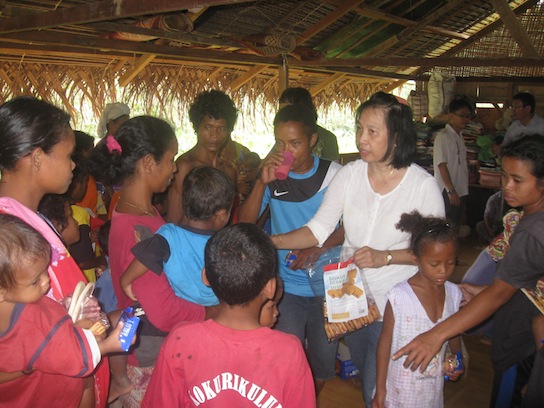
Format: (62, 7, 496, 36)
(445, 367, 464, 382)
(122, 282, 137, 301)
(372, 394, 386, 408)
(98, 321, 136, 355)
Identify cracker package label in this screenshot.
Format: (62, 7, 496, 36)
(324, 260, 368, 322)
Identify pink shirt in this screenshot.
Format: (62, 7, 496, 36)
(109, 210, 204, 334)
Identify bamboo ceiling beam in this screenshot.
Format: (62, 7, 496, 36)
(309, 72, 345, 96)
(229, 65, 268, 91)
(291, 56, 544, 67)
(0, 0, 257, 34)
(351, 4, 469, 40)
(0, 30, 413, 80)
(412, 0, 539, 76)
(489, 0, 540, 57)
(296, 0, 362, 45)
(118, 52, 158, 87)
(88, 21, 243, 49)
(393, 0, 466, 44)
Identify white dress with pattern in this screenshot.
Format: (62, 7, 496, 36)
(385, 280, 462, 408)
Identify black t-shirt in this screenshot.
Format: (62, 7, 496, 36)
(492, 211, 544, 371)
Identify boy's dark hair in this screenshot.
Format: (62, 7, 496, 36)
(501, 134, 544, 181)
(74, 130, 95, 157)
(396, 210, 458, 257)
(273, 104, 318, 138)
(98, 220, 111, 256)
(66, 154, 89, 200)
(189, 90, 238, 133)
(356, 92, 416, 169)
(89, 115, 177, 185)
(38, 194, 71, 233)
(204, 223, 277, 306)
(512, 92, 536, 114)
(182, 166, 235, 221)
(0, 214, 51, 290)
(0, 96, 71, 172)
(279, 87, 318, 120)
(448, 96, 474, 115)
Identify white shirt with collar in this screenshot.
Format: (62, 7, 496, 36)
(503, 114, 544, 146)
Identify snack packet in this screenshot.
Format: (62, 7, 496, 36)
(307, 248, 381, 341)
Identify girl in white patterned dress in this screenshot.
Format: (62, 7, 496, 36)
(373, 211, 464, 408)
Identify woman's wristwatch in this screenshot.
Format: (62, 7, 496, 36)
(386, 251, 393, 266)
(447, 188, 456, 195)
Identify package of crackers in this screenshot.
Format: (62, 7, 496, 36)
(321, 259, 381, 341)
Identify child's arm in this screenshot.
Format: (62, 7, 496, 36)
(444, 336, 464, 381)
(120, 258, 149, 301)
(372, 301, 394, 408)
(532, 315, 544, 350)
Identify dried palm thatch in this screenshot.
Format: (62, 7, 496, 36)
(0, 61, 390, 128)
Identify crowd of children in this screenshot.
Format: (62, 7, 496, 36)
(1, 92, 544, 408)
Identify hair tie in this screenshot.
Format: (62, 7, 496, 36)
(106, 135, 122, 154)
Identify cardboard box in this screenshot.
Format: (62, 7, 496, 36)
(336, 341, 360, 380)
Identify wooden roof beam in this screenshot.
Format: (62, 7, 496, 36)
(488, 0, 540, 57)
(229, 65, 268, 91)
(309, 72, 345, 96)
(0, 0, 257, 34)
(351, 4, 469, 40)
(292, 56, 544, 67)
(296, 0, 362, 45)
(413, 0, 539, 76)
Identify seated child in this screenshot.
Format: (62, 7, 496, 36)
(142, 223, 315, 407)
(373, 211, 464, 408)
(121, 166, 235, 306)
(0, 214, 129, 406)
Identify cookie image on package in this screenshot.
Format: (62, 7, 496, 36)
(327, 288, 344, 298)
(346, 269, 358, 283)
(342, 282, 364, 298)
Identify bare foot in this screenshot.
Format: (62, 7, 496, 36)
(108, 376, 133, 403)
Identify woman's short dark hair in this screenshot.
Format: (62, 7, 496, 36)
(355, 92, 416, 169)
(0, 214, 51, 290)
(89, 116, 177, 185)
(204, 223, 277, 306)
(273, 104, 318, 138)
(0, 96, 71, 171)
(501, 134, 544, 181)
(189, 90, 238, 133)
(182, 166, 235, 221)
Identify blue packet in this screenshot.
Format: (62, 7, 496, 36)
(119, 306, 140, 352)
(444, 350, 463, 381)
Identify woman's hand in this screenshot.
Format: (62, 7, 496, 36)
(353, 246, 388, 268)
(392, 331, 443, 373)
(288, 248, 323, 270)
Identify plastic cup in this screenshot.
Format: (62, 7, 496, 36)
(275, 150, 295, 180)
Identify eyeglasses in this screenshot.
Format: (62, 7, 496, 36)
(510, 104, 526, 110)
(454, 113, 472, 120)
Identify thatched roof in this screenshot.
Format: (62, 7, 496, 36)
(0, 0, 543, 121)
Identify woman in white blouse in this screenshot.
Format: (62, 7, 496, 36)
(271, 92, 445, 407)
